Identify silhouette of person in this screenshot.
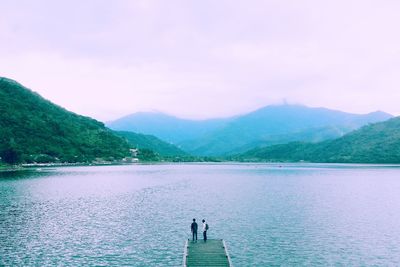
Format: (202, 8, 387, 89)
(191, 218, 198, 242)
(202, 219, 208, 242)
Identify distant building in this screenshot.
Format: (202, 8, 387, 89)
(130, 148, 138, 157)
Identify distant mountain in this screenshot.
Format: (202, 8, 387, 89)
(107, 112, 232, 143)
(180, 105, 393, 156)
(114, 131, 187, 157)
(239, 116, 400, 163)
(0, 77, 130, 164)
(109, 105, 392, 157)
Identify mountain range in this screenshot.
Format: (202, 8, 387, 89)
(2, 76, 398, 164)
(108, 105, 393, 156)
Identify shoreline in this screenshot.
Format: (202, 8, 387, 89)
(1, 161, 400, 173)
(0, 166, 26, 172)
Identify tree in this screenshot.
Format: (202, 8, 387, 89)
(0, 145, 21, 164)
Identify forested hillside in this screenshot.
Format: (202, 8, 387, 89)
(239, 117, 400, 163)
(0, 77, 130, 164)
(114, 131, 187, 157)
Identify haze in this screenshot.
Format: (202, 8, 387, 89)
(1, 0, 400, 121)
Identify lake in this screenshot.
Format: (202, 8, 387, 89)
(1, 163, 400, 266)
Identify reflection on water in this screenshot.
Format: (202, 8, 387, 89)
(1, 164, 400, 266)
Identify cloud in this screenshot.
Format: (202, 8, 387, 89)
(1, 0, 400, 120)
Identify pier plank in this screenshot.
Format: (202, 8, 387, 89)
(184, 239, 232, 267)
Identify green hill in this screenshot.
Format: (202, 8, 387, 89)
(114, 131, 187, 157)
(0, 77, 130, 164)
(239, 117, 400, 163)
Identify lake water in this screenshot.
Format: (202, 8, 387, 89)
(1, 163, 400, 266)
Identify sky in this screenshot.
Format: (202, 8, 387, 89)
(1, 0, 400, 121)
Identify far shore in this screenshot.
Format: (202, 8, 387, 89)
(2, 161, 400, 173)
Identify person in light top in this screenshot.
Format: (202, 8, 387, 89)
(202, 219, 208, 242)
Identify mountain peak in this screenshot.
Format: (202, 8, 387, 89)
(365, 110, 393, 117)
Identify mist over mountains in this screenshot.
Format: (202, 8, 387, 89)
(107, 105, 393, 156)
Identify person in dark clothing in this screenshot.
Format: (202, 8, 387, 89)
(191, 218, 198, 242)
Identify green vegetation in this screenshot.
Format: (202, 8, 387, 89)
(115, 131, 222, 162)
(0, 77, 130, 164)
(114, 131, 187, 157)
(136, 148, 160, 162)
(237, 117, 400, 163)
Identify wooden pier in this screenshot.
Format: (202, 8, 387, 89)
(183, 239, 233, 267)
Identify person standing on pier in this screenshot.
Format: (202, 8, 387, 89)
(202, 219, 208, 242)
(191, 218, 198, 242)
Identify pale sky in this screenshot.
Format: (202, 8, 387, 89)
(1, 0, 400, 121)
